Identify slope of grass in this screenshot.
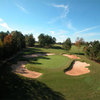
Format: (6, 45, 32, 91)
(25, 55, 69, 72)
(1, 45, 100, 100)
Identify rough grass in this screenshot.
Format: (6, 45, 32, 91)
(1, 44, 100, 100)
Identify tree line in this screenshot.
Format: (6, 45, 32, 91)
(63, 37, 100, 62)
(0, 31, 56, 61)
(84, 41, 100, 62)
(0, 30, 100, 62)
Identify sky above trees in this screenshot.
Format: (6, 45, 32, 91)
(0, 0, 100, 42)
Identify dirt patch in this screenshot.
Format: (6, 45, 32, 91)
(23, 53, 55, 58)
(65, 61, 90, 76)
(63, 54, 80, 59)
(11, 61, 42, 78)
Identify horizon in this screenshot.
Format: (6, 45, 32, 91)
(0, 0, 100, 42)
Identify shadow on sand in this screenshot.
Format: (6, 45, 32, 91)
(64, 60, 75, 73)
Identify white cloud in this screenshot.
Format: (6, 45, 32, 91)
(0, 18, 13, 31)
(67, 21, 77, 31)
(50, 30, 69, 36)
(75, 26, 100, 34)
(50, 31, 55, 34)
(0, 18, 3, 22)
(73, 25, 100, 39)
(48, 4, 69, 23)
(57, 35, 68, 42)
(52, 4, 69, 18)
(49, 30, 69, 42)
(0, 22, 13, 31)
(76, 32, 100, 37)
(58, 30, 69, 34)
(16, 4, 29, 14)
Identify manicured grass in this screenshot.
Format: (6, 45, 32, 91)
(23, 44, 85, 55)
(24, 46, 100, 100)
(1, 45, 100, 100)
(26, 55, 69, 72)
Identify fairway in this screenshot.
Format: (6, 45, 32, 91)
(24, 47, 100, 100)
(1, 46, 100, 100)
(26, 55, 68, 69)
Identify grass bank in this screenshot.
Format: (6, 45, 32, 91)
(1, 45, 100, 100)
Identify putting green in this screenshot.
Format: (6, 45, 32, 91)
(25, 55, 68, 71)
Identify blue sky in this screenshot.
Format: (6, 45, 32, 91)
(0, 0, 100, 42)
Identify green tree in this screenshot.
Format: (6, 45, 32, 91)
(25, 34, 35, 47)
(38, 34, 56, 48)
(11, 31, 25, 53)
(85, 41, 100, 62)
(52, 37, 56, 44)
(38, 33, 45, 47)
(63, 38, 72, 51)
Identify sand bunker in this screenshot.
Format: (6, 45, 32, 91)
(11, 61, 42, 78)
(23, 53, 55, 58)
(63, 54, 80, 59)
(65, 61, 90, 76)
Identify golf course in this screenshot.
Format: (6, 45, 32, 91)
(1, 45, 100, 100)
(0, 0, 100, 100)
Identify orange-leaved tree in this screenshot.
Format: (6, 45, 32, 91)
(75, 37, 84, 54)
(4, 34, 12, 57)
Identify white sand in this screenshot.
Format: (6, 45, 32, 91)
(11, 61, 42, 78)
(65, 61, 90, 76)
(63, 54, 80, 59)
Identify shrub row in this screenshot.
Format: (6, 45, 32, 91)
(84, 41, 100, 62)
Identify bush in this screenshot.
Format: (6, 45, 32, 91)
(85, 41, 100, 62)
(11, 31, 26, 53)
(25, 34, 35, 47)
(63, 38, 71, 51)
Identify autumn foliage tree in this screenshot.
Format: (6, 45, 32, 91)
(75, 37, 84, 53)
(0, 31, 8, 42)
(0, 31, 26, 60)
(4, 34, 12, 45)
(0, 39, 4, 59)
(3, 34, 12, 57)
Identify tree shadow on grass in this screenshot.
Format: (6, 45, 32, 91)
(23, 47, 49, 55)
(0, 69, 65, 100)
(51, 46, 63, 50)
(28, 56, 50, 64)
(12, 51, 51, 66)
